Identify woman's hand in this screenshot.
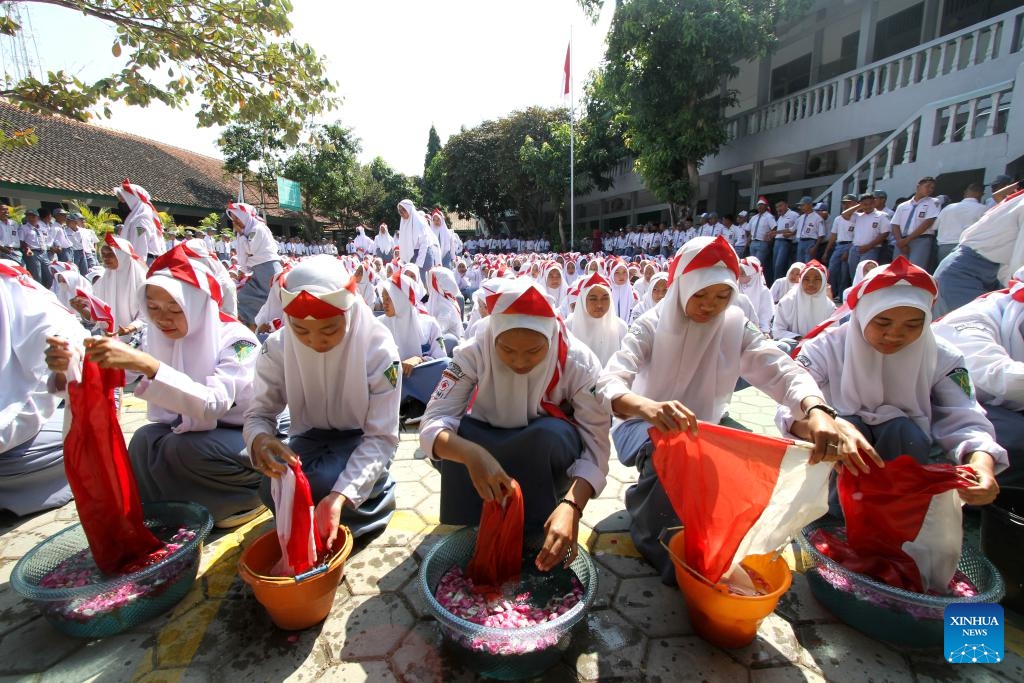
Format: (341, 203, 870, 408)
(637, 397, 698, 434)
(959, 452, 999, 506)
(536, 502, 580, 572)
(115, 324, 138, 337)
(315, 492, 347, 551)
(250, 433, 299, 477)
(256, 323, 272, 334)
(69, 296, 90, 319)
(45, 336, 74, 374)
(802, 408, 883, 475)
(83, 337, 159, 378)
(401, 356, 423, 376)
(464, 447, 513, 503)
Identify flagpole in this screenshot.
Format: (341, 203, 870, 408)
(568, 28, 575, 252)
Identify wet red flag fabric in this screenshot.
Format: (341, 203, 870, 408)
(466, 480, 524, 596)
(823, 455, 973, 592)
(270, 461, 324, 576)
(651, 422, 830, 583)
(65, 359, 163, 574)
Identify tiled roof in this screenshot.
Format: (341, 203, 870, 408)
(0, 100, 299, 219)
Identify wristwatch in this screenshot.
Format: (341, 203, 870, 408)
(805, 403, 838, 419)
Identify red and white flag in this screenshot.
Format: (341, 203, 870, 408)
(652, 422, 831, 584)
(75, 288, 115, 333)
(270, 461, 324, 576)
(562, 42, 571, 97)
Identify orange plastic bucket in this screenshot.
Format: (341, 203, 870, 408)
(667, 529, 792, 649)
(238, 527, 353, 630)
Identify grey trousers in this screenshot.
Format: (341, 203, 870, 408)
(237, 260, 282, 326)
(128, 421, 262, 521)
(933, 246, 1002, 317)
(0, 408, 70, 516)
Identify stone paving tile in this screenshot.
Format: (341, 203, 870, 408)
(775, 572, 838, 625)
(388, 620, 476, 683)
(593, 548, 659, 580)
(0, 618, 86, 674)
(327, 593, 415, 661)
(644, 636, 749, 681)
(749, 664, 828, 682)
(313, 660, 396, 682)
(0, 557, 39, 638)
(907, 653, 1009, 683)
(342, 545, 419, 595)
(796, 623, 913, 681)
(729, 613, 822, 673)
(563, 608, 648, 682)
(582, 497, 632, 533)
(40, 632, 153, 683)
(613, 576, 693, 638)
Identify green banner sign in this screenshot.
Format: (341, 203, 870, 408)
(276, 177, 302, 211)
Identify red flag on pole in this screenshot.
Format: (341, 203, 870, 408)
(563, 43, 571, 96)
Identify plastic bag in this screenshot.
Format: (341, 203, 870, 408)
(823, 455, 973, 593)
(65, 358, 164, 574)
(465, 480, 524, 597)
(270, 461, 324, 576)
(651, 422, 830, 584)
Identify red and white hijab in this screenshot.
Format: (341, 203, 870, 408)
(776, 260, 835, 337)
(806, 257, 939, 432)
(277, 255, 391, 434)
(474, 279, 571, 425)
(633, 236, 743, 422)
(426, 266, 464, 337)
(94, 233, 147, 332)
(382, 271, 431, 359)
(143, 245, 254, 431)
(226, 202, 263, 235)
(116, 179, 163, 239)
(567, 272, 625, 367)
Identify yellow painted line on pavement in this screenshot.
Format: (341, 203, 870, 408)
(132, 511, 271, 680)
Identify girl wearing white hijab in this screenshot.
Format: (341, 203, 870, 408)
(420, 279, 611, 571)
(52, 268, 91, 313)
(380, 272, 449, 415)
(374, 223, 395, 261)
(115, 179, 164, 262)
(430, 209, 454, 269)
(542, 261, 568, 315)
(54, 246, 265, 527)
(781, 257, 1004, 506)
(608, 259, 638, 322)
(400, 262, 428, 302)
(772, 261, 835, 349)
(5, 260, 87, 515)
(74, 234, 148, 338)
(842, 258, 878, 304)
(933, 275, 1023, 487)
(567, 272, 627, 366)
(629, 272, 669, 324)
(245, 255, 399, 541)
(738, 258, 774, 335)
(425, 266, 465, 351)
(564, 258, 580, 287)
(397, 199, 440, 272)
(352, 226, 374, 257)
(227, 202, 282, 327)
(770, 261, 805, 304)
(598, 236, 868, 583)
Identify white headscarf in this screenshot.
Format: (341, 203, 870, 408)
(567, 272, 626, 366)
(381, 272, 430, 359)
(397, 199, 429, 264)
(771, 261, 805, 303)
(631, 236, 744, 423)
(93, 233, 147, 331)
(53, 269, 90, 310)
(630, 272, 669, 322)
(607, 259, 637, 321)
(775, 261, 835, 337)
(470, 279, 569, 427)
(278, 255, 396, 435)
(541, 261, 568, 312)
(116, 179, 163, 257)
(430, 209, 452, 257)
(822, 258, 939, 434)
(426, 267, 464, 338)
(843, 259, 879, 304)
(142, 246, 255, 432)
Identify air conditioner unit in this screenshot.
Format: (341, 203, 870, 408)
(806, 151, 837, 177)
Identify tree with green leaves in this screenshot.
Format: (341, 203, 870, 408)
(0, 0, 335, 150)
(353, 156, 422, 229)
(580, 0, 809, 208)
(279, 122, 361, 238)
(420, 124, 443, 208)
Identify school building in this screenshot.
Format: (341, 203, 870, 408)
(574, 0, 1024, 230)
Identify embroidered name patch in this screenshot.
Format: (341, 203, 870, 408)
(232, 339, 257, 361)
(446, 362, 466, 380)
(384, 362, 399, 388)
(795, 354, 812, 368)
(947, 367, 974, 398)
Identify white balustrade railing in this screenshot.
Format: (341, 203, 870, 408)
(813, 80, 1014, 207)
(725, 7, 1024, 141)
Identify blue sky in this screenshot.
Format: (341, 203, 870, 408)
(1, 0, 613, 176)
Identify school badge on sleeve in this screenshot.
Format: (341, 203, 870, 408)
(232, 340, 257, 361)
(947, 367, 974, 398)
(384, 361, 399, 388)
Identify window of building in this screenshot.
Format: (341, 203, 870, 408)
(770, 53, 812, 99)
(819, 31, 860, 81)
(873, 3, 925, 61)
(940, 0, 1021, 36)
